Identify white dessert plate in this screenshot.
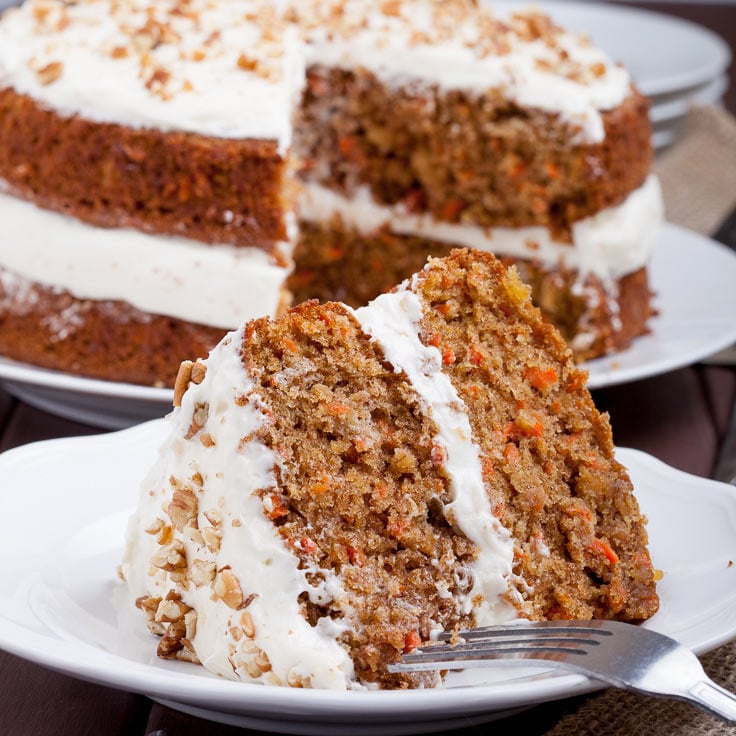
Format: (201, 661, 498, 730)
(0, 420, 735, 735)
(652, 126, 679, 151)
(0, 360, 172, 428)
(494, 1, 731, 98)
(1, 222, 735, 428)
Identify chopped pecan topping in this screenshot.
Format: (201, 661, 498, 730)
(190, 559, 216, 587)
(173, 360, 193, 407)
(190, 360, 207, 384)
(36, 61, 63, 85)
(167, 486, 198, 531)
(151, 540, 187, 572)
(213, 567, 245, 609)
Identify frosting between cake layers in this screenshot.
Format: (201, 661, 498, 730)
(0, 190, 289, 328)
(300, 175, 664, 282)
(351, 287, 519, 626)
(122, 326, 357, 689)
(0, 0, 630, 146)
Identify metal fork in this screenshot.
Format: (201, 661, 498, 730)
(387, 620, 736, 722)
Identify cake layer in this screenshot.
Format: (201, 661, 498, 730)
(0, 0, 647, 246)
(123, 250, 658, 689)
(510, 261, 653, 361)
(291, 225, 653, 361)
(410, 251, 658, 622)
(0, 89, 293, 247)
(295, 68, 652, 238)
(0, 268, 225, 386)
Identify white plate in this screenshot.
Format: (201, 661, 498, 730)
(652, 126, 679, 151)
(0, 421, 735, 734)
(494, 1, 731, 98)
(0, 359, 172, 428)
(2, 223, 735, 426)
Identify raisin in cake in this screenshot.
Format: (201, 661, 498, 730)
(121, 249, 659, 689)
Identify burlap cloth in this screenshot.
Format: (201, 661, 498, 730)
(539, 105, 736, 735)
(655, 106, 736, 236)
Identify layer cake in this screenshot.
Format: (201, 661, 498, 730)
(0, 0, 663, 384)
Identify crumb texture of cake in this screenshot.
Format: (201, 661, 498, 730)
(0, 0, 663, 383)
(294, 68, 652, 235)
(122, 250, 659, 690)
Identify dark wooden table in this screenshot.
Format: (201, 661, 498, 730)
(0, 2, 734, 735)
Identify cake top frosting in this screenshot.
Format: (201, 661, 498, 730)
(0, 0, 303, 144)
(0, 0, 630, 143)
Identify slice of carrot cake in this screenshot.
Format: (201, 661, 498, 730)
(121, 249, 659, 689)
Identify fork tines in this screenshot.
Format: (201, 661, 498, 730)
(388, 620, 613, 673)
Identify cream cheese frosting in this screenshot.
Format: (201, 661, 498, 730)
(0, 0, 630, 145)
(301, 0, 631, 143)
(0, 171, 661, 330)
(351, 287, 518, 626)
(0, 0, 303, 148)
(0, 190, 289, 328)
(0, 169, 660, 335)
(300, 175, 664, 283)
(121, 326, 357, 689)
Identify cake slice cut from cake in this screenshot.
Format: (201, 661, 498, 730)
(121, 249, 659, 689)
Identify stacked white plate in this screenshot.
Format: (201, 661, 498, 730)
(519, 1, 732, 150)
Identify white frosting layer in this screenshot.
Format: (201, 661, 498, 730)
(0, 0, 303, 147)
(0, 0, 629, 145)
(122, 326, 356, 689)
(300, 176, 664, 282)
(0, 191, 288, 328)
(352, 288, 518, 626)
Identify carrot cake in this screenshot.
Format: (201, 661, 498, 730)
(0, 0, 663, 386)
(121, 250, 659, 689)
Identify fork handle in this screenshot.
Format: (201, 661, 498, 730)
(685, 680, 736, 722)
